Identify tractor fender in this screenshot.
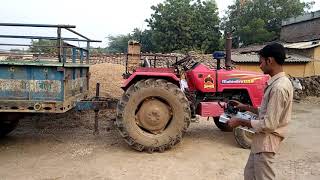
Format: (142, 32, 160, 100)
(121, 72, 180, 91)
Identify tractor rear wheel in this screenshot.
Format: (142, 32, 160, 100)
(0, 113, 21, 137)
(233, 127, 253, 149)
(213, 117, 233, 132)
(116, 79, 191, 152)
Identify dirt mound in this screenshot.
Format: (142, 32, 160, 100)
(89, 63, 125, 98)
(293, 76, 320, 100)
(10, 63, 123, 135)
(299, 96, 320, 105)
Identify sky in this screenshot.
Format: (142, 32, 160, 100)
(0, 0, 319, 48)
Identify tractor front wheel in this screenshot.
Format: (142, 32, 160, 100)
(233, 127, 253, 149)
(213, 117, 233, 132)
(116, 79, 191, 152)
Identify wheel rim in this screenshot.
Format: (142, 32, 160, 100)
(136, 98, 172, 134)
(243, 130, 254, 142)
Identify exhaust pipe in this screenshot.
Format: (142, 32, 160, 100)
(225, 32, 232, 70)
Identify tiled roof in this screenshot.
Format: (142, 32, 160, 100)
(231, 44, 266, 53)
(283, 41, 320, 49)
(232, 41, 320, 54)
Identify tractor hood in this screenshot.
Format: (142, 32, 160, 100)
(185, 64, 269, 108)
(217, 69, 270, 108)
(218, 69, 270, 85)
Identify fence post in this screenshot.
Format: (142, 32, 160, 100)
(80, 49, 84, 64)
(72, 48, 77, 63)
(57, 27, 63, 63)
(86, 42, 90, 64)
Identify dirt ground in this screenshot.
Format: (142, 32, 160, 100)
(0, 98, 319, 180)
(0, 63, 319, 180)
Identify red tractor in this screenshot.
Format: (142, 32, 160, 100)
(116, 39, 269, 152)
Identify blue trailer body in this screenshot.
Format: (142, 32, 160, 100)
(0, 60, 90, 113)
(0, 23, 101, 114)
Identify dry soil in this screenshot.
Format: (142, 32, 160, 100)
(0, 63, 319, 180)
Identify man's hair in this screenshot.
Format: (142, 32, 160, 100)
(258, 43, 286, 65)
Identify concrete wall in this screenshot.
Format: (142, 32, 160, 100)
(313, 47, 320, 60)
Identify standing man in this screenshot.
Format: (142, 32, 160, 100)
(227, 43, 293, 180)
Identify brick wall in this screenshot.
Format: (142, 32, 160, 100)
(89, 53, 220, 69)
(89, 53, 181, 68)
(281, 11, 320, 43)
(90, 53, 127, 65)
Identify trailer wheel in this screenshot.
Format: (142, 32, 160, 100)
(213, 117, 233, 132)
(0, 113, 22, 137)
(233, 127, 253, 149)
(116, 78, 191, 152)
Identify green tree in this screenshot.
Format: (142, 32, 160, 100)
(9, 48, 23, 52)
(131, 28, 156, 53)
(146, 0, 221, 53)
(105, 34, 132, 53)
(30, 39, 57, 54)
(238, 18, 275, 45)
(106, 29, 156, 53)
(224, 0, 314, 47)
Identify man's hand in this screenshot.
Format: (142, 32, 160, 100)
(227, 117, 241, 128)
(227, 117, 253, 129)
(229, 100, 247, 111)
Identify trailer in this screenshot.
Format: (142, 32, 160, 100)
(0, 23, 117, 137)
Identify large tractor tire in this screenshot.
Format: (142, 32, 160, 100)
(233, 127, 253, 149)
(0, 113, 21, 137)
(116, 79, 191, 152)
(213, 117, 233, 132)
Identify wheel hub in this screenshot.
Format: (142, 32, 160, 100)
(136, 98, 172, 134)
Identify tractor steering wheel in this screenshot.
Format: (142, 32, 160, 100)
(172, 55, 192, 67)
(172, 55, 198, 71)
